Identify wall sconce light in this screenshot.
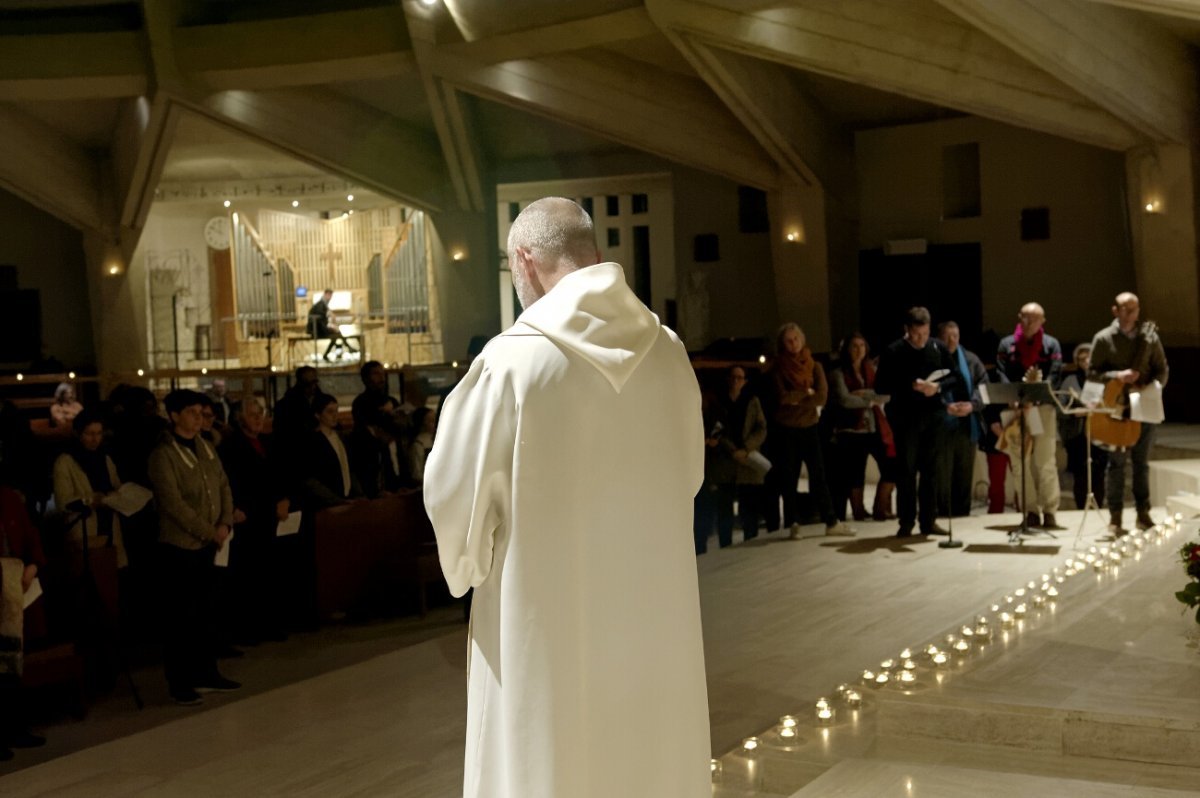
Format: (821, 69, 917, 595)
(1144, 200, 1163, 213)
(451, 249, 467, 262)
(785, 230, 803, 243)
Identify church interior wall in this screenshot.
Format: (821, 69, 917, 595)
(427, 207, 499, 364)
(855, 115, 1133, 352)
(491, 150, 777, 351)
(0, 187, 96, 369)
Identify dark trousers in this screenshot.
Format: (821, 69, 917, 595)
(987, 452, 1009, 513)
(158, 544, 218, 692)
(937, 427, 976, 517)
(737, 484, 764, 540)
(773, 425, 834, 527)
(1106, 423, 1155, 517)
(693, 484, 735, 554)
(893, 414, 944, 533)
(1064, 435, 1108, 510)
(832, 431, 894, 521)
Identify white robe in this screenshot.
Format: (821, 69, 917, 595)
(424, 263, 710, 798)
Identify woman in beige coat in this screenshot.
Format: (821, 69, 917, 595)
(52, 408, 127, 568)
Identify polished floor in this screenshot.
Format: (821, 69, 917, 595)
(2, 495, 1198, 796)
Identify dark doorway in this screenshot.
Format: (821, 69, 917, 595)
(858, 243, 983, 354)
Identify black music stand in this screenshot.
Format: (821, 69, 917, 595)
(982, 381, 1058, 544)
(65, 504, 143, 710)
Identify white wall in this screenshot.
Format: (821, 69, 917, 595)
(855, 116, 1132, 350)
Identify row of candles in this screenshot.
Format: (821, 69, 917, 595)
(728, 514, 1186, 768)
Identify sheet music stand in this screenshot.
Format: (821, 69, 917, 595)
(982, 381, 1059, 544)
(1061, 389, 1123, 549)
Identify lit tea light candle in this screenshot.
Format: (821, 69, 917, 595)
(816, 705, 834, 724)
(862, 670, 876, 682)
(898, 670, 916, 684)
(779, 725, 797, 740)
(1088, 546, 1098, 554)
(931, 651, 948, 666)
(1015, 588, 1026, 598)
(1084, 554, 1096, 564)
(875, 672, 890, 685)
(960, 626, 974, 638)
(899, 648, 913, 659)
(815, 698, 830, 711)
(742, 737, 760, 752)
(844, 690, 862, 708)
(1004, 594, 1015, 604)
(711, 758, 721, 774)
(880, 659, 896, 670)
(1014, 603, 1027, 617)
(924, 644, 939, 656)
(780, 715, 799, 729)
(1046, 586, 1059, 597)
(1032, 594, 1046, 606)
(990, 603, 1001, 613)
(953, 639, 970, 653)
(999, 612, 1015, 628)
(903, 659, 917, 671)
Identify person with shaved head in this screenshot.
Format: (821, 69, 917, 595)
(424, 197, 710, 797)
(996, 301, 1064, 529)
(1088, 291, 1169, 535)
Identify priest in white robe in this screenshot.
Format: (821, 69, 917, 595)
(424, 197, 710, 797)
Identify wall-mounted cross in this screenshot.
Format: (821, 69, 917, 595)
(319, 242, 343, 283)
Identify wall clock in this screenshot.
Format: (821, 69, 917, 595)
(204, 216, 231, 250)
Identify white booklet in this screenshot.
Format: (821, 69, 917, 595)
(214, 530, 234, 568)
(743, 450, 772, 478)
(101, 483, 154, 517)
(23, 577, 42, 610)
(277, 512, 302, 537)
(1130, 380, 1165, 424)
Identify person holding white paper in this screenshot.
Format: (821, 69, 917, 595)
(52, 408, 128, 569)
(996, 302, 1064, 529)
(148, 389, 237, 706)
(1089, 292, 1169, 534)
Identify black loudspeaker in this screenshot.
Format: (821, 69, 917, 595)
(738, 187, 769, 233)
(694, 234, 719, 263)
(1021, 207, 1050, 241)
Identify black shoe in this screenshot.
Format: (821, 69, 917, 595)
(922, 524, 950, 536)
(1135, 512, 1155, 530)
(171, 688, 204, 706)
(1042, 513, 1058, 529)
(1026, 512, 1041, 529)
(6, 730, 45, 748)
(896, 527, 914, 538)
(194, 676, 241, 694)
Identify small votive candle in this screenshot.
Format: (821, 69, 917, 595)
(1046, 586, 1059, 597)
(742, 737, 760, 752)
(899, 648, 913, 659)
(779, 725, 797, 740)
(816, 705, 834, 724)
(815, 698, 830, 711)
(924, 644, 940, 656)
(780, 714, 798, 729)
(990, 603, 1002, 613)
(898, 669, 916, 684)
(711, 758, 722, 775)
(931, 651, 948, 666)
(880, 658, 896, 670)
(903, 659, 917, 671)
(1014, 603, 1027, 617)
(862, 670, 876, 682)
(1032, 593, 1046, 607)
(1004, 594, 1015, 604)
(953, 639, 970, 653)
(999, 612, 1015, 628)
(960, 626, 974, 638)
(1015, 588, 1027, 597)
(875, 672, 890, 685)
(844, 690, 862, 708)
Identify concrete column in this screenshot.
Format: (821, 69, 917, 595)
(768, 180, 832, 351)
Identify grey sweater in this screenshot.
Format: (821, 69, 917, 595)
(1088, 320, 1169, 389)
(148, 433, 234, 551)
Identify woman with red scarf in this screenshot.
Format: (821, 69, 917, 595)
(995, 302, 1063, 528)
(829, 333, 897, 521)
(763, 323, 855, 538)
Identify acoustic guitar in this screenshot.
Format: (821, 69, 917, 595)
(1089, 321, 1157, 449)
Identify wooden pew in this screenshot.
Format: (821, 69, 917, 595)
(313, 490, 439, 616)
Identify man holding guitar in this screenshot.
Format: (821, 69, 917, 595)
(1088, 292, 1169, 535)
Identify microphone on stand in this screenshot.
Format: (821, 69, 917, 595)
(65, 499, 93, 518)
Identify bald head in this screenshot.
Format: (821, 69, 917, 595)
(1113, 292, 1140, 333)
(1018, 302, 1045, 337)
(507, 197, 600, 309)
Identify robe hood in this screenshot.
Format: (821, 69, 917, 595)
(516, 262, 661, 393)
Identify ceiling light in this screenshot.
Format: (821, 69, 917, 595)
(292, 200, 300, 208)
(223, 200, 231, 208)
(348, 209, 354, 215)
(346, 194, 354, 202)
